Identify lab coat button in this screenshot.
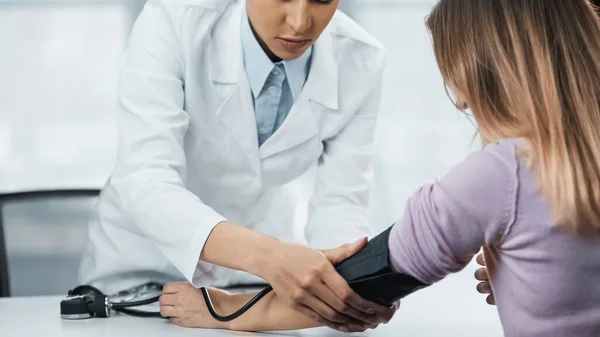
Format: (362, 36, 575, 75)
(268, 86, 277, 95)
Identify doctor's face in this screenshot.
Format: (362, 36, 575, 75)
(246, 0, 339, 60)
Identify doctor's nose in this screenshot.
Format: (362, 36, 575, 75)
(286, 1, 312, 34)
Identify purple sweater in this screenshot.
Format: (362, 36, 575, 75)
(389, 139, 600, 337)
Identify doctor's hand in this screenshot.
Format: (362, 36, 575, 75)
(255, 238, 392, 331)
(321, 241, 399, 332)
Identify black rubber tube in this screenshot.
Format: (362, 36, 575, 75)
(201, 286, 273, 322)
(111, 295, 162, 309)
(115, 307, 164, 318)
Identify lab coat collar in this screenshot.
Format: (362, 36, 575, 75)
(210, 0, 339, 111)
(209, 0, 245, 85)
(304, 28, 339, 110)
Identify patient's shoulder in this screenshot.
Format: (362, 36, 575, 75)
(482, 138, 526, 163)
(434, 139, 522, 239)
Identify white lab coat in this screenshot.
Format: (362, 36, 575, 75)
(79, 0, 387, 293)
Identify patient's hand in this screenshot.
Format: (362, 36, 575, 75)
(159, 282, 230, 329)
(474, 252, 495, 305)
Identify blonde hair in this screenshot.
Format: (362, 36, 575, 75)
(426, 0, 600, 236)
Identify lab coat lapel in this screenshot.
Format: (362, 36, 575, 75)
(210, 0, 260, 174)
(259, 30, 339, 159)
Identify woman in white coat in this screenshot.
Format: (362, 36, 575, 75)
(79, 0, 392, 330)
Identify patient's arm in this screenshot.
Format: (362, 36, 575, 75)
(388, 144, 518, 284)
(159, 282, 387, 332)
(223, 290, 322, 331)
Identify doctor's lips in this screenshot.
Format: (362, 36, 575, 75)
(277, 37, 312, 52)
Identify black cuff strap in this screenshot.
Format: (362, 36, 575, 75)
(334, 226, 429, 307)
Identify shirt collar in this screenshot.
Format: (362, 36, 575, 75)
(284, 46, 312, 100)
(241, 8, 312, 100)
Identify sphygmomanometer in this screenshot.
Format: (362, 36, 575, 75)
(60, 282, 164, 319)
(60, 226, 428, 321)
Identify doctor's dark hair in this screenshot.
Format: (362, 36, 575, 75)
(426, 0, 600, 236)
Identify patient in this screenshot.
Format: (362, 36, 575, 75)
(159, 0, 600, 335)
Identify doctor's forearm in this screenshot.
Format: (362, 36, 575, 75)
(200, 221, 281, 275)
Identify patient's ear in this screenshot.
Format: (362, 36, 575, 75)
(320, 238, 368, 264)
(456, 92, 470, 111)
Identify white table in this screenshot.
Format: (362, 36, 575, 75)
(0, 266, 505, 337)
(1, 296, 352, 337)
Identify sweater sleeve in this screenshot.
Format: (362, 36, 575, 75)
(388, 142, 519, 284)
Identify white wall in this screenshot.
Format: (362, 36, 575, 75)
(359, 3, 482, 231)
(0, 2, 127, 192)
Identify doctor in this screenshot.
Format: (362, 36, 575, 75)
(79, 0, 391, 330)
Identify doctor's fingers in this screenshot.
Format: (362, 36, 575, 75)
(312, 282, 377, 324)
(297, 294, 358, 325)
(376, 302, 398, 324)
(290, 299, 369, 332)
(321, 265, 382, 315)
(291, 303, 345, 331)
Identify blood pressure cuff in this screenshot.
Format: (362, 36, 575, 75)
(334, 226, 429, 307)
